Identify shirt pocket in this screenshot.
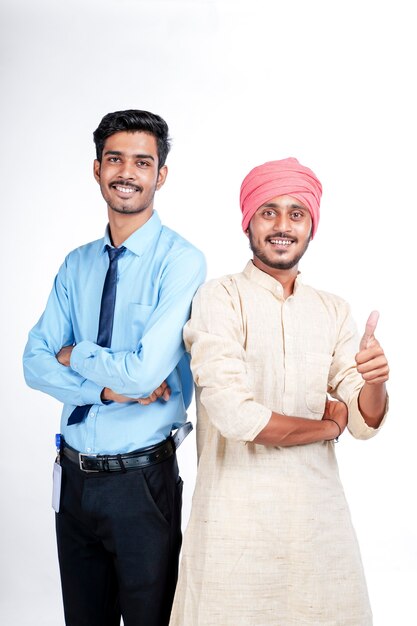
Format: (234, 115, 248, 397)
(129, 303, 153, 340)
(305, 352, 332, 414)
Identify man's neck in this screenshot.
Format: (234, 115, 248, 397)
(252, 257, 298, 299)
(107, 207, 154, 248)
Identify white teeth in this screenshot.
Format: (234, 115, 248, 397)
(270, 239, 292, 245)
(115, 185, 135, 193)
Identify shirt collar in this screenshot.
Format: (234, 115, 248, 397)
(242, 260, 302, 299)
(102, 211, 162, 257)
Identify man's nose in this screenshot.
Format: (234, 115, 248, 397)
(117, 160, 136, 179)
(273, 214, 291, 232)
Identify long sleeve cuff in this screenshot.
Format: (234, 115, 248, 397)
(347, 392, 389, 440)
(80, 377, 105, 406)
(70, 340, 109, 386)
(71, 341, 98, 369)
(240, 405, 273, 442)
(200, 387, 272, 442)
(71, 343, 111, 404)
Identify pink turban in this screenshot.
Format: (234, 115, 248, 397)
(240, 157, 322, 238)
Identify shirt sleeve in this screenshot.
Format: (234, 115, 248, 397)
(70, 247, 207, 397)
(327, 301, 388, 440)
(183, 279, 272, 442)
(23, 259, 104, 406)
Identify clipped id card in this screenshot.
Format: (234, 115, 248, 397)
(52, 461, 62, 513)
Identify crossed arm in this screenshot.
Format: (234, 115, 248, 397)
(56, 344, 170, 405)
(23, 248, 206, 406)
(184, 283, 389, 448)
(254, 311, 389, 446)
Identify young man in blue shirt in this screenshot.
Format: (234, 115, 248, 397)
(23, 109, 206, 626)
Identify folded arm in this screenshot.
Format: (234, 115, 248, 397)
(184, 280, 346, 447)
(24, 249, 206, 404)
(253, 399, 347, 446)
(70, 248, 206, 396)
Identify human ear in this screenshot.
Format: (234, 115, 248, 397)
(93, 159, 101, 184)
(156, 165, 168, 190)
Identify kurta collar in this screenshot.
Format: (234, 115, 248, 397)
(102, 211, 162, 257)
(242, 260, 302, 299)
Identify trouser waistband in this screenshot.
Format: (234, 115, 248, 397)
(61, 422, 193, 473)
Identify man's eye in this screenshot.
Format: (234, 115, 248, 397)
(108, 157, 120, 163)
(137, 161, 150, 167)
(291, 212, 302, 219)
(263, 210, 275, 218)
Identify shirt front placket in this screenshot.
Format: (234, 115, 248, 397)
(273, 281, 298, 417)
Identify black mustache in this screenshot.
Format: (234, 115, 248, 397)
(110, 181, 143, 192)
(266, 233, 296, 241)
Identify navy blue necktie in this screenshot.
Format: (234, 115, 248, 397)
(67, 245, 126, 426)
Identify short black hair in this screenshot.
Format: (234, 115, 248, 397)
(93, 109, 171, 168)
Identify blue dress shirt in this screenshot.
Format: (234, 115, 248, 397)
(23, 212, 206, 454)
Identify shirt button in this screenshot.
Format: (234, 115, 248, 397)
(86, 447, 92, 452)
(90, 412, 95, 417)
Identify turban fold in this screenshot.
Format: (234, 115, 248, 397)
(240, 157, 322, 238)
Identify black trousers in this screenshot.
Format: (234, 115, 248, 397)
(56, 450, 183, 626)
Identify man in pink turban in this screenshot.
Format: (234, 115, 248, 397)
(240, 157, 322, 236)
(170, 158, 390, 626)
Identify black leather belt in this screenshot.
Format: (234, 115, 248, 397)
(62, 422, 193, 473)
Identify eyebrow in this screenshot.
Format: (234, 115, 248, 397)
(261, 202, 306, 210)
(104, 150, 155, 161)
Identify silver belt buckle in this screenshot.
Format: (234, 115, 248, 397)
(78, 452, 99, 472)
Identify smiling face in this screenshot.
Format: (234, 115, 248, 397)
(93, 130, 167, 218)
(247, 195, 312, 276)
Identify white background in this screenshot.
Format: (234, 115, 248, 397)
(1, 0, 416, 624)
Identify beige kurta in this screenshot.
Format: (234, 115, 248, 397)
(170, 261, 386, 626)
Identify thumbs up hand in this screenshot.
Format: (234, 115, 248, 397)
(355, 311, 389, 385)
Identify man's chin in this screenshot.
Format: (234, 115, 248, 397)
(272, 261, 299, 270)
(110, 205, 147, 215)
(267, 258, 299, 270)
(254, 251, 302, 271)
